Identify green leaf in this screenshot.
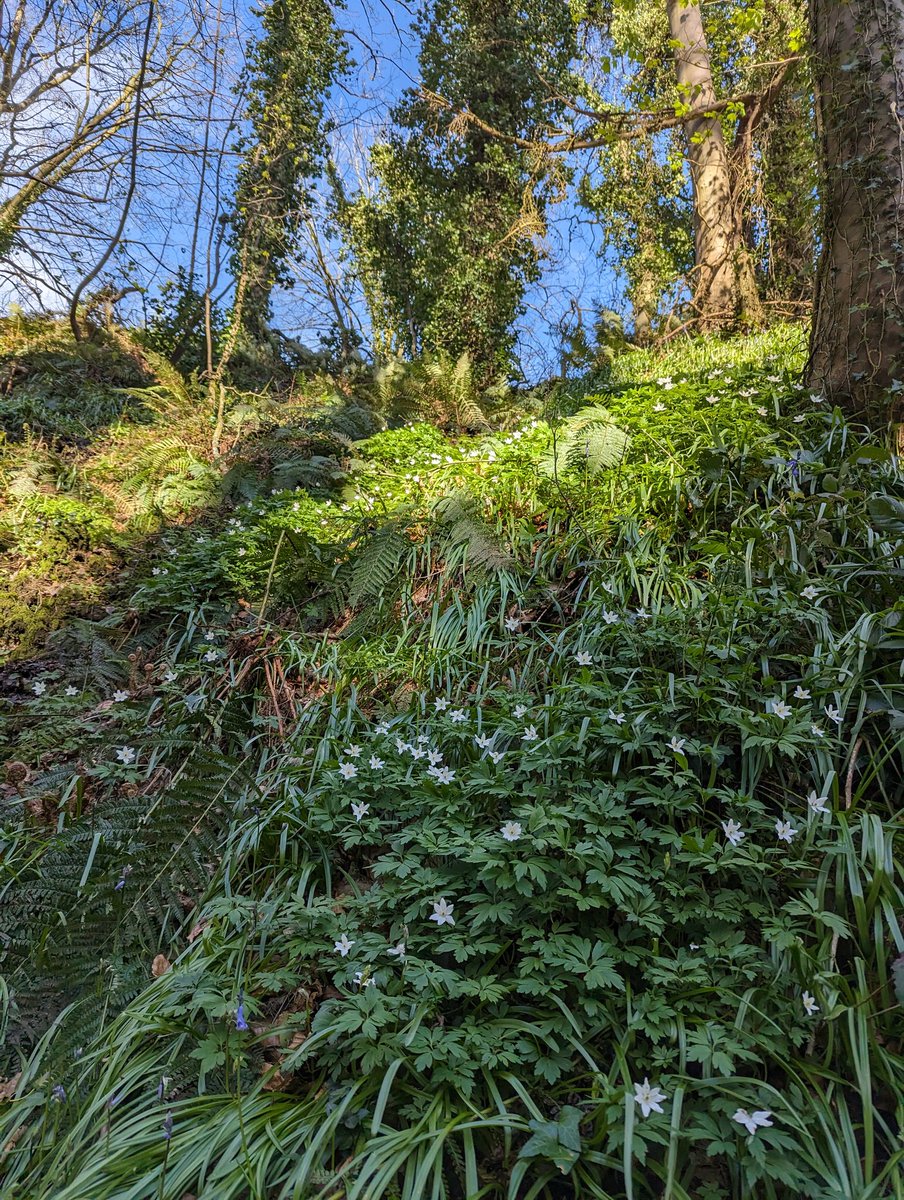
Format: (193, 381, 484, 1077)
(518, 1105, 583, 1175)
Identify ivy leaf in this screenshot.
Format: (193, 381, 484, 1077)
(518, 1105, 583, 1175)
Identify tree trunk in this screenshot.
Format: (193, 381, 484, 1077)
(666, 0, 763, 329)
(630, 253, 659, 345)
(807, 0, 904, 422)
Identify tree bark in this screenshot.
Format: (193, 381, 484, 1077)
(666, 0, 763, 329)
(807, 0, 904, 421)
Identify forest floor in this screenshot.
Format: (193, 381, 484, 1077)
(0, 317, 902, 1200)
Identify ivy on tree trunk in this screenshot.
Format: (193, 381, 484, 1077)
(807, 0, 904, 421)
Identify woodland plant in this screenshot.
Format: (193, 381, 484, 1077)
(0, 325, 903, 1199)
(3, 0, 904, 1188)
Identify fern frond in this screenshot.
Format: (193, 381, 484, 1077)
(436, 495, 511, 572)
(345, 524, 410, 608)
(108, 329, 197, 413)
(49, 620, 128, 686)
(543, 404, 629, 476)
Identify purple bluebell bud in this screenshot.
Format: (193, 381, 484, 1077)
(235, 1002, 249, 1032)
(162, 1111, 173, 1141)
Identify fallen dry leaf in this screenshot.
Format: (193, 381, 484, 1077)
(1, 1123, 26, 1155)
(261, 1067, 290, 1092)
(151, 953, 171, 978)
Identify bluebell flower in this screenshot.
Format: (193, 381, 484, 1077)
(162, 1111, 173, 1141)
(235, 1002, 249, 1032)
(51, 1084, 66, 1103)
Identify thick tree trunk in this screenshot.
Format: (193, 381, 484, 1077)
(807, 0, 904, 421)
(666, 0, 763, 329)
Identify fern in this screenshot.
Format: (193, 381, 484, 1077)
(108, 329, 198, 415)
(421, 351, 491, 431)
(272, 454, 344, 494)
(315, 400, 382, 442)
(543, 404, 630, 477)
(345, 523, 410, 608)
(107, 436, 217, 515)
(48, 620, 129, 687)
(369, 351, 497, 431)
(436, 495, 512, 572)
(0, 721, 255, 1077)
(5, 460, 45, 499)
(117, 436, 205, 489)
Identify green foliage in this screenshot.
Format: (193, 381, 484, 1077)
(0, 493, 119, 560)
(341, 0, 577, 381)
(0, 317, 152, 442)
(581, 0, 816, 333)
(366, 350, 503, 431)
(2, 325, 903, 1198)
(543, 402, 630, 476)
(580, 131, 692, 340)
(0, 321, 367, 658)
(230, 0, 349, 339)
(139, 268, 225, 373)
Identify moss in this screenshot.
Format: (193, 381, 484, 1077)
(0, 561, 112, 660)
(1, 493, 120, 561)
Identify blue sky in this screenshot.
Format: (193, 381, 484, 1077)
(1, 0, 621, 383)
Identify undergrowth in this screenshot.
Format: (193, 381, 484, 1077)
(1, 321, 902, 1199)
